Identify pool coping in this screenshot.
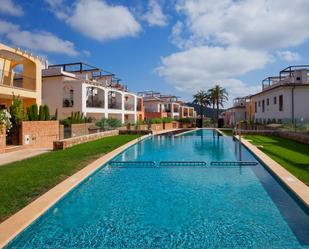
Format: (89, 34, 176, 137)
(236, 135, 309, 208)
(0, 129, 180, 248)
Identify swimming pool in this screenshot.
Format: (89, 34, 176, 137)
(6, 129, 309, 248)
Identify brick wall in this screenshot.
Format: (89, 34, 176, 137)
(0, 125, 5, 153)
(71, 123, 94, 137)
(20, 121, 59, 149)
(53, 130, 119, 150)
(239, 130, 309, 145)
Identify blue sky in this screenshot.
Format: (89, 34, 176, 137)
(1, 0, 309, 107)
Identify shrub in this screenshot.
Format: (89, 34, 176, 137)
(0, 109, 12, 130)
(27, 104, 39, 121)
(43, 105, 50, 121)
(162, 117, 173, 123)
(179, 117, 194, 124)
(96, 118, 122, 130)
(9, 95, 24, 124)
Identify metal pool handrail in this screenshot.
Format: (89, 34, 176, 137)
(159, 161, 207, 166)
(210, 161, 258, 166)
(109, 161, 156, 167)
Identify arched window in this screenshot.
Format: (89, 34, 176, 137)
(63, 85, 74, 107)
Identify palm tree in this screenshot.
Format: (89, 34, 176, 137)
(208, 85, 228, 127)
(193, 90, 210, 127)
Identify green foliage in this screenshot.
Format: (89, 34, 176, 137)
(61, 112, 92, 126)
(27, 104, 39, 121)
(38, 105, 44, 121)
(244, 135, 309, 185)
(0, 134, 141, 221)
(9, 95, 24, 124)
(179, 117, 194, 124)
(27, 104, 51, 121)
(43, 105, 50, 121)
(147, 117, 174, 124)
(162, 117, 173, 123)
(96, 118, 122, 130)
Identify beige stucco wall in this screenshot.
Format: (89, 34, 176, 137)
(251, 85, 309, 122)
(0, 43, 42, 107)
(42, 76, 83, 119)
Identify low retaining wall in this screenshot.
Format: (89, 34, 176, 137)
(0, 126, 5, 153)
(71, 123, 94, 137)
(119, 130, 152, 135)
(239, 130, 309, 145)
(20, 121, 59, 149)
(53, 130, 119, 150)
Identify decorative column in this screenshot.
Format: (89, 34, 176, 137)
(104, 89, 108, 118)
(134, 95, 137, 123)
(121, 92, 125, 124)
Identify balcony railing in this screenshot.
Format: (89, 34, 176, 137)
(86, 99, 104, 108)
(108, 102, 122, 110)
(125, 103, 134, 111)
(0, 70, 36, 91)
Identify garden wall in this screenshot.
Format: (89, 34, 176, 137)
(0, 126, 5, 153)
(71, 123, 95, 137)
(20, 121, 60, 149)
(239, 130, 309, 145)
(53, 130, 119, 150)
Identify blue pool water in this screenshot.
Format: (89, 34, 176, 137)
(6, 129, 309, 248)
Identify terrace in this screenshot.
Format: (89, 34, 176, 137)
(262, 65, 309, 90)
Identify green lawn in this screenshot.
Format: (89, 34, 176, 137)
(0, 134, 140, 222)
(219, 129, 233, 136)
(244, 135, 309, 185)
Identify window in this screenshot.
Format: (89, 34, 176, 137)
(279, 95, 283, 111)
(63, 85, 74, 107)
(258, 101, 261, 107)
(266, 98, 269, 106)
(262, 100, 265, 112)
(273, 96, 277, 104)
(254, 102, 257, 113)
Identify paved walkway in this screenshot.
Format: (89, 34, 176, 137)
(0, 148, 51, 166)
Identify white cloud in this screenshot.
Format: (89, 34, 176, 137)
(0, 20, 78, 56)
(0, 0, 23, 16)
(175, 0, 309, 50)
(46, 0, 141, 41)
(157, 46, 270, 106)
(142, 0, 167, 27)
(276, 51, 301, 62)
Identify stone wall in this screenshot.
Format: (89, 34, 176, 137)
(239, 130, 309, 145)
(20, 121, 59, 149)
(0, 125, 5, 153)
(71, 123, 94, 137)
(53, 130, 119, 150)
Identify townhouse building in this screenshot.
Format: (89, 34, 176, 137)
(42, 62, 144, 124)
(250, 65, 309, 124)
(138, 91, 195, 120)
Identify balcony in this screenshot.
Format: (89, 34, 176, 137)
(125, 103, 134, 111)
(0, 69, 36, 91)
(86, 87, 104, 108)
(108, 102, 122, 110)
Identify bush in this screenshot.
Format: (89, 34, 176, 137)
(60, 112, 92, 126)
(27, 104, 39, 121)
(179, 117, 194, 124)
(96, 118, 122, 130)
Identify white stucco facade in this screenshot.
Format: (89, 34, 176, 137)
(251, 85, 309, 123)
(42, 65, 141, 124)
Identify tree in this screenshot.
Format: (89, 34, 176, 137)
(193, 90, 210, 127)
(208, 85, 228, 127)
(9, 94, 24, 125)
